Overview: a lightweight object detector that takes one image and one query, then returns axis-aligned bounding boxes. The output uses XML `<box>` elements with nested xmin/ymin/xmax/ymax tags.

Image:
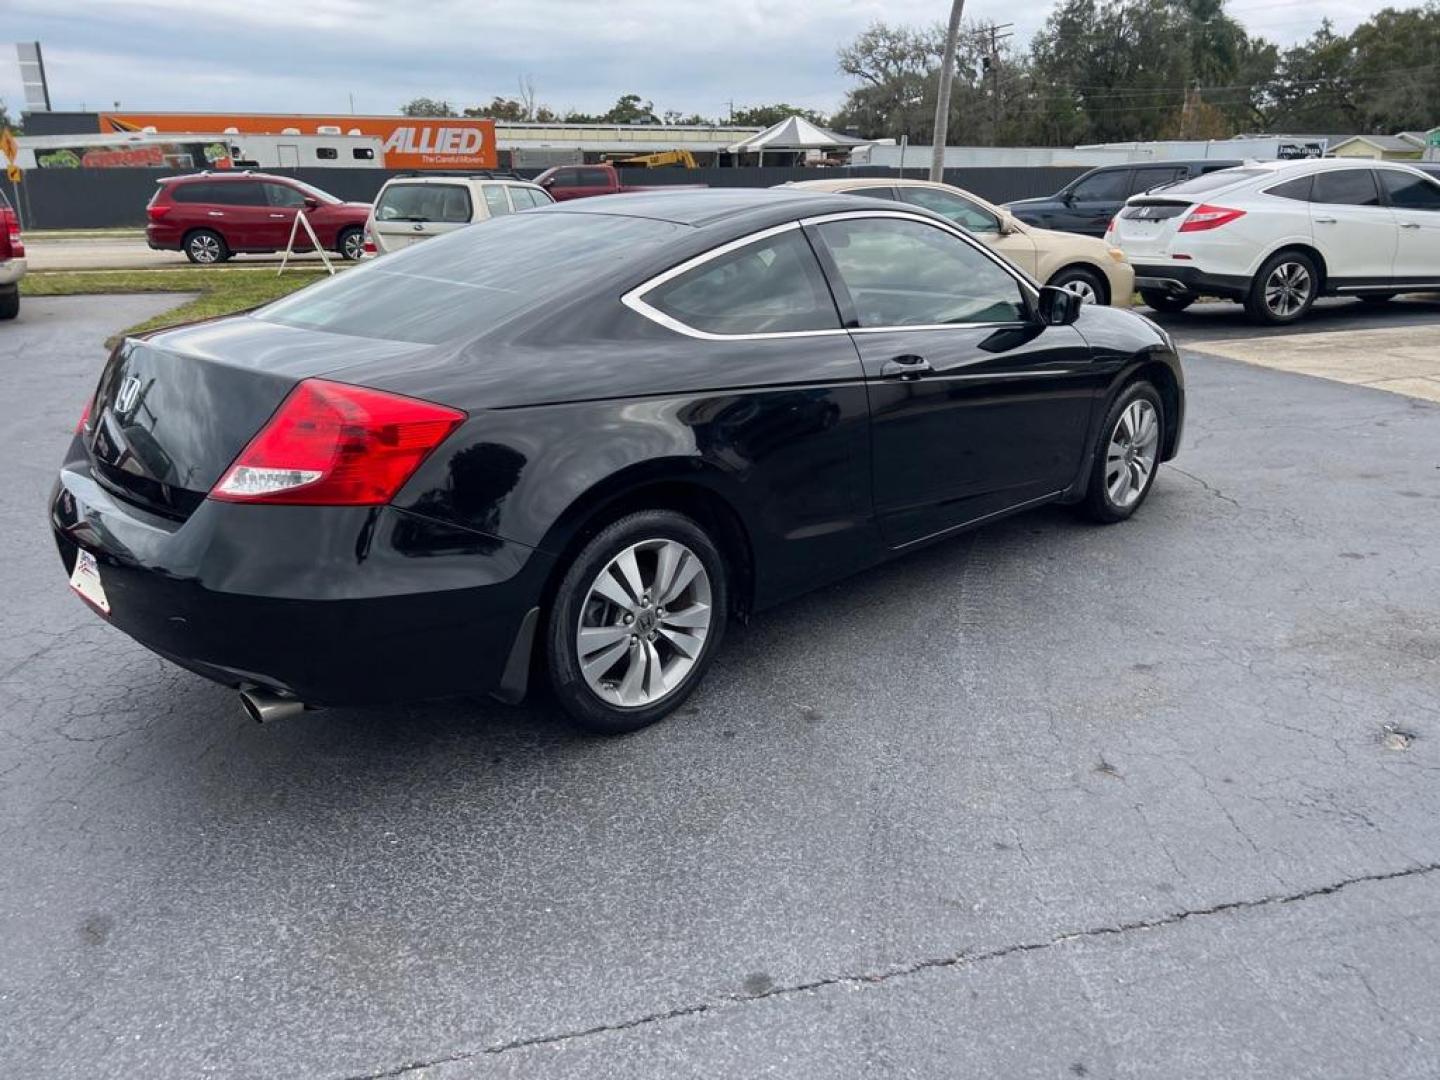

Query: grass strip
<box><xmin>21</xmin><ymin>268</ymin><xmax>330</xmax><ymax>340</ymax></box>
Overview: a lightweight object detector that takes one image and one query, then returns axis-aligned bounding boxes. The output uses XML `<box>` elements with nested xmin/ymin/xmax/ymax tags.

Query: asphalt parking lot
<box><xmin>2</xmin><ymin>295</ymin><xmax>1438</xmax><ymax>1079</ymax></box>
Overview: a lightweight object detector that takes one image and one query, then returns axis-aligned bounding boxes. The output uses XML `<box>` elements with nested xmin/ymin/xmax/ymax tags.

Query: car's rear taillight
<box><xmin>362</xmin><ymin>229</ymin><xmax>376</xmax><ymax>255</ymax></box>
<box><xmin>1178</xmin><ymin>204</ymin><xmax>1245</xmax><ymax>232</ymax></box>
<box><xmin>1104</xmin><ymin>216</ymin><xmax>1116</xmax><ymax>235</ymax></box>
<box><xmin>76</xmin><ymin>397</ymin><xmax>92</xmax><ymax>435</ymax></box>
<box><xmin>0</xmin><ymin>207</ymin><xmax>20</xmax><ymax>257</ymax></box>
<box><xmin>211</xmin><ymin>379</ymin><xmax>464</xmax><ymax>506</ymax></box>
<box><xmin>147</xmin><ymin>203</ymin><xmax>173</xmax><ymax>221</ymax></box>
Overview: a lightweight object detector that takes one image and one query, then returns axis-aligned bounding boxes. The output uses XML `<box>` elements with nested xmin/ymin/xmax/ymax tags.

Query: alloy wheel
<box><xmin>190</xmin><ymin>234</ymin><xmax>221</xmax><ymax>263</ymax></box>
<box><xmin>1104</xmin><ymin>399</ymin><xmax>1160</xmax><ymax>509</ymax></box>
<box><xmin>576</xmin><ymin>538</ymin><xmax>713</xmax><ymax>708</ymax></box>
<box><xmin>1264</xmin><ymin>261</ymin><xmax>1311</xmax><ymax>318</ymax></box>
<box><xmin>343</xmin><ymin>232</ymin><xmax>364</xmax><ymax>260</ymax></box>
<box><xmin>1060</xmin><ymin>278</ymin><xmax>1099</xmax><ymax>304</ymax></box>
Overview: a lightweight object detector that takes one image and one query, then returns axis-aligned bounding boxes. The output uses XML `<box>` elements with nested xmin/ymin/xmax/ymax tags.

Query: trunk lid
<box><xmin>85</xmin><ymin>317</ymin><xmax>430</xmax><ymax>519</ymax></box>
<box><xmin>1111</xmin><ymin>198</ymin><xmax>1198</xmax><ymax>259</ymax></box>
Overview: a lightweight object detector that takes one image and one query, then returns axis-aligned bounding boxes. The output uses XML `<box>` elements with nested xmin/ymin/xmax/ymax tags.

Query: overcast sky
<box><xmin>1</xmin><ymin>0</ymin><xmax>1394</xmax><ymax>123</ymax></box>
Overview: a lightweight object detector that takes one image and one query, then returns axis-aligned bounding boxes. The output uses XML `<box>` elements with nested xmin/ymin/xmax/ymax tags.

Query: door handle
<box><xmin>269</xmin><ymin>213</ymin><xmax>288</xmax><ymax>219</ymax></box>
<box><xmin>1313</xmin><ymin>216</ymin><xmax>1337</xmax><ymax>224</ymax></box>
<box><xmin>880</xmin><ymin>354</ymin><xmax>932</xmax><ymax>380</ymax></box>
<box><xmin>1400</xmin><ymin>222</ymin><xmax>1421</xmax><ymax>229</ymax></box>
<box><xmin>207</xmin><ymin>211</ymin><xmax>224</xmax><ymax>217</ymax></box>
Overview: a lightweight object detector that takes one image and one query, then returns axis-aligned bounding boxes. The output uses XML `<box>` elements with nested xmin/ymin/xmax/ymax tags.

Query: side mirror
<box><xmin>1037</xmin><ymin>285</ymin><xmax>1082</xmax><ymax>326</ymax></box>
<box><xmin>997</xmin><ymin>211</ymin><xmax>1019</xmax><ymax>235</ymax></box>
<box><xmin>1060</xmin><ymin>190</ymin><xmax>1076</xmax><ymax>205</ymax></box>
<box><xmin>303</xmin><ymin>196</ymin><xmax>319</xmax><ymax>210</ymax></box>
<box><xmin>539</xmin><ymin>177</ymin><xmax>554</xmax><ymax>187</ymax></box>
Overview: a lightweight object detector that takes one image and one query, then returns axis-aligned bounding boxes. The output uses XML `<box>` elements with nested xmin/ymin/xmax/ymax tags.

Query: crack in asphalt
<box><xmin>1168</xmin><ymin>466</ymin><xmax>1242</xmax><ymax>508</ymax></box>
<box><xmin>339</xmin><ymin>861</ymin><xmax>1440</xmax><ymax>1079</ymax></box>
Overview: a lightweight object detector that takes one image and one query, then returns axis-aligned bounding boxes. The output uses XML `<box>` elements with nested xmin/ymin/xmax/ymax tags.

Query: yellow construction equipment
<box><xmin>610</xmin><ymin>150</ymin><xmax>700</xmax><ymax>169</ymax></box>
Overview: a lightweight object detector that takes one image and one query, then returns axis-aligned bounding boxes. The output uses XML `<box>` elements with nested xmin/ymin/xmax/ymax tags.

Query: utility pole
<box><xmin>981</xmin><ymin>22</ymin><xmax>1014</xmax><ymax>146</ymax></box>
<box><xmin>930</xmin><ymin>0</ymin><xmax>966</xmax><ymax>181</ymax></box>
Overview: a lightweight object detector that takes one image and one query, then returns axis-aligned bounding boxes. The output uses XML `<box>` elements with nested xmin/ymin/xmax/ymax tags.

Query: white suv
<box><xmin>365</xmin><ymin>173</ymin><xmax>553</xmax><ymax>256</ymax></box>
<box><xmin>1109</xmin><ymin>159</ymin><xmax>1440</xmax><ymax>324</ymax></box>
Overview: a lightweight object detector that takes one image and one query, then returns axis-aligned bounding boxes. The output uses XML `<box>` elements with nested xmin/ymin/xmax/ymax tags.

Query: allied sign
<box><xmin>96</xmin><ymin>112</ymin><xmax>498</xmax><ymax>171</ymax></box>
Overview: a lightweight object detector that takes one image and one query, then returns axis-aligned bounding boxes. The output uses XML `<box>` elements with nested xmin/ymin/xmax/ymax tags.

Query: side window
<box><xmin>839</xmin><ymin>186</ymin><xmax>900</xmax><ymax>201</ymax></box>
<box><xmin>578</xmin><ymin>168</ymin><xmax>609</xmax><ymax>188</ymax></box>
<box><xmin>213</xmin><ymin>182</ymin><xmax>266</xmax><ymax>206</ymax></box>
<box><xmin>551</xmin><ymin>169</ymin><xmax>578</xmax><ymax>187</ymax></box>
<box><xmin>1378</xmin><ymin>170</ymin><xmax>1440</xmax><ymax>211</ymax></box>
<box><xmin>529</xmin><ymin>185</ymin><xmax>555</xmax><ymax>205</ymax></box>
<box><xmin>1266</xmin><ymin>175</ymin><xmax>1314</xmax><ymax>202</ymax></box>
<box><xmin>352</xmin><ymin>147</ymin><xmax>375</xmax><ymax>161</ymax></box>
<box><xmin>171</xmin><ymin>183</ymin><xmax>215</xmax><ymax>203</ymax></box>
<box><xmin>897</xmin><ymin>187</ymin><xmax>1000</xmax><ymax>233</ymax></box>
<box><xmin>263</xmin><ymin>183</ymin><xmax>306</xmax><ymax>208</ymax></box>
<box><xmin>1070</xmin><ymin>169</ymin><xmax>1131</xmax><ymax>202</ymax></box>
<box><xmin>1312</xmin><ymin>169</ymin><xmax>1381</xmax><ymax>206</ymax></box>
<box><xmin>482</xmin><ymin>185</ymin><xmax>512</xmax><ymax>217</ymax></box>
<box><xmin>1130</xmin><ymin>166</ymin><xmax>1186</xmax><ymax>195</ymax></box>
<box><xmin>643</xmin><ymin>228</ymin><xmax>840</xmax><ymax>335</ymax></box>
<box><xmin>812</xmin><ymin>217</ymin><xmax>1027</xmax><ymax>328</ymax></box>
<box><xmin>316</xmin><ymin>147</ymin><xmax>338</xmax><ymax>161</ymax></box>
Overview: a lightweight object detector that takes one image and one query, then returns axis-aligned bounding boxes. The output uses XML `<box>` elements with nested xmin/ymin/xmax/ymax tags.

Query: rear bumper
<box><xmin>0</xmin><ymin>258</ymin><xmax>25</xmax><ymax>286</ymax></box>
<box><xmin>50</xmin><ymin>454</ymin><xmax>554</xmax><ymax>706</ymax></box>
<box><xmin>1133</xmin><ymin>263</ymin><xmax>1250</xmax><ymax>301</ymax></box>
<box><xmin>145</xmin><ymin>223</ymin><xmax>182</xmax><ymax>251</ymax></box>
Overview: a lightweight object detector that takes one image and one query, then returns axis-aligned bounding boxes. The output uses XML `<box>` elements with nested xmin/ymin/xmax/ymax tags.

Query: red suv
<box><xmin>146</xmin><ymin>172</ymin><xmax>372</xmax><ymax>264</ymax></box>
<box><xmin>0</xmin><ymin>187</ymin><xmax>24</xmax><ymax>320</ymax></box>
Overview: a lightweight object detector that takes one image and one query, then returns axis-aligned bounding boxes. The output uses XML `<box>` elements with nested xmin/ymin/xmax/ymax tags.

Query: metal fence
<box><xmin>5</xmin><ymin>165</ymin><xmax>1090</xmax><ymax>230</ymax></box>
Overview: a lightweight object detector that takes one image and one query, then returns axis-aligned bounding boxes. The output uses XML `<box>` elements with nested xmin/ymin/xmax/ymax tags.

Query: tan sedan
<box><xmin>785</xmin><ymin>177</ymin><xmax>1134</xmax><ymax>307</ymax></box>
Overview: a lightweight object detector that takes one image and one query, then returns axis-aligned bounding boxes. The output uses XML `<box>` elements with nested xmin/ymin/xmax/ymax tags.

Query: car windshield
<box><xmin>1154</xmin><ymin>168</ymin><xmax>1267</xmax><ymax>197</ymax></box>
<box><xmin>257</xmin><ymin>211</ymin><xmax>685</xmax><ymax>344</ymax></box>
<box><xmin>283</xmin><ymin>178</ymin><xmax>340</xmax><ymax>204</ymax></box>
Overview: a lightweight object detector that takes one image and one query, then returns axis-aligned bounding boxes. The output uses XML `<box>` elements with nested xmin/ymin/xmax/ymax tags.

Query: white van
<box><xmin>364</xmin><ymin>173</ymin><xmax>554</xmax><ymax>255</ymax></box>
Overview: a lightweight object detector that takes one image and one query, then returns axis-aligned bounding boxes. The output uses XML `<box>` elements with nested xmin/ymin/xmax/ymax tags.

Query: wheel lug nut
<box><xmin>630</xmin><ymin>635</ymin><xmax>638</xmax><ymax>645</ymax></box>
<box><xmin>623</xmin><ymin>614</ymin><xmax>633</xmax><ymax>625</ymax></box>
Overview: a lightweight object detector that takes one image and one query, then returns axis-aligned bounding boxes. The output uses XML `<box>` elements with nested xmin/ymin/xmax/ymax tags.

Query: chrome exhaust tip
<box><xmin>239</xmin><ymin>687</ymin><xmax>308</xmax><ymax>725</ymax></box>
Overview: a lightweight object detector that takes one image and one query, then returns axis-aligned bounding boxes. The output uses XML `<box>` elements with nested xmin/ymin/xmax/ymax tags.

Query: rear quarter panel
<box><xmin>390</xmin><ymin>310</ymin><xmax>881</xmax><ymax>609</ymax></box>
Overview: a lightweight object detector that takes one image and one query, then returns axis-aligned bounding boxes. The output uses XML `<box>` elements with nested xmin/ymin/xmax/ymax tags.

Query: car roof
<box><xmin>380</xmin><ymin>175</ymin><xmax>542</xmax><ymax>187</ymax></box>
<box><xmin>547</xmin><ymin>187</ymin><xmax>866</xmax><ymax>228</ymax></box>
<box><xmin>160</xmin><ymin>171</ymin><xmax>289</xmax><ymax>184</ymax></box>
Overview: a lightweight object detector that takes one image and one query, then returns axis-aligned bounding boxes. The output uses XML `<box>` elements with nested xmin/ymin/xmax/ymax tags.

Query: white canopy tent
<box><xmin>725</xmin><ymin>116</ymin><xmax>869</xmax><ymax>164</ymax></box>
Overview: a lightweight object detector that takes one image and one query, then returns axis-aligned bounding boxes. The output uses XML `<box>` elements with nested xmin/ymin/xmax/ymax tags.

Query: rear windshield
<box><xmin>376</xmin><ymin>182</ymin><xmax>471</xmax><ymax>223</ymax></box>
<box><xmin>1155</xmin><ymin>168</ymin><xmax>1267</xmax><ymax>196</ymax></box>
<box><xmin>257</xmin><ymin>211</ymin><xmax>686</xmax><ymax>344</ymax></box>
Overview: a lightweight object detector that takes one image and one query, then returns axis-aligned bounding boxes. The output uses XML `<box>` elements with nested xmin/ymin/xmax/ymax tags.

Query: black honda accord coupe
<box><xmin>52</xmin><ymin>188</ymin><xmax>1183</xmax><ymax>733</ymax></box>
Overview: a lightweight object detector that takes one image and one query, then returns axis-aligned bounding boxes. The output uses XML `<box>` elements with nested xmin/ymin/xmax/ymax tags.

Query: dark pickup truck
<box><xmin>1005</xmin><ymin>159</ymin><xmax>1244</xmax><ymax>237</ymax></box>
<box><xmin>533</xmin><ymin>163</ymin><xmax>706</xmax><ymax>201</ymax></box>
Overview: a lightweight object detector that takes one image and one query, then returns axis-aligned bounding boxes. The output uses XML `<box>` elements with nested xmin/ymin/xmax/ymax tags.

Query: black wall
<box><xmin>6</xmin><ymin>165</ymin><xmax>1090</xmax><ymax>230</ymax></box>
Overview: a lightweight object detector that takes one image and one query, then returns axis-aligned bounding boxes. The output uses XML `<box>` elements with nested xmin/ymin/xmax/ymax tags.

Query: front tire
<box><xmin>1081</xmin><ymin>381</ymin><xmax>1164</xmax><ymax>524</ymax></box>
<box><xmin>1140</xmin><ymin>289</ymin><xmax>1195</xmax><ymax>314</ymax></box>
<box><xmin>1049</xmin><ymin>266</ymin><xmax>1108</xmax><ymax>306</ymax></box>
<box><xmin>546</xmin><ymin>510</ymin><xmax>728</xmax><ymax>734</ymax></box>
<box><xmin>338</xmin><ymin>227</ymin><xmax>365</xmax><ymax>262</ymax></box>
<box><xmin>183</xmin><ymin>229</ymin><xmax>228</xmax><ymax>265</ymax></box>
<box><xmin>1244</xmin><ymin>251</ymin><xmax>1317</xmax><ymax>325</ymax></box>
<box><xmin>0</xmin><ymin>285</ymin><xmax>18</xmax><ymax>321</ymax></box>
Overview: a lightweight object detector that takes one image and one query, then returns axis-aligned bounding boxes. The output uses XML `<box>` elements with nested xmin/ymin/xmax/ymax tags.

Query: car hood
<box><xmin>1003</xmin><ymin>196</ymin><xmax>1055</xmax><ymax>210</ymax></box>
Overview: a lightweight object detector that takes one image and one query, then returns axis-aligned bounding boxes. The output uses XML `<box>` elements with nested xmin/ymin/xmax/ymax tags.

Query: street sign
<box><xmin>0</xmin><ymin>127</ymin><xmax>18</xmax><ymax>166</ymax></box>
<box><xmin>5</xmin><ymin>165</ymin><xmax>20</xmax><ymax>184</ymax></box>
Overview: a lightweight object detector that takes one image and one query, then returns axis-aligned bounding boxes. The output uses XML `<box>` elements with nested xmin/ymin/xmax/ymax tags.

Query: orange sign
<box><xmin>96</xmin><ymin>112</ymin><xmax>498</xmax><ymax>170</ymax></box>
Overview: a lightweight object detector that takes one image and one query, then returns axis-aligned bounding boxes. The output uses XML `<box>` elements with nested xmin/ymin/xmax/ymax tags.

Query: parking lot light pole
<box><xmin>930</xmin><ymin>0</ymin><xmax>966</xmax><ymax>181</ymax></box>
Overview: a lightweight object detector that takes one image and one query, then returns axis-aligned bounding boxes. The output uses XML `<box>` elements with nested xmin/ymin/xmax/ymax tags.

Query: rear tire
<box><xmin>183</xmin><ymin>229</ymin><xmax>228</xmax><ymax>265</ymax></box>
<box><xmin>337</xmin><ymin>227</ymin><xmax>365</xmax><ymax>262</ymax></box>
<box><xmin>1049</xmin><ymin>266</ymin><xmax>1108</xmax><ymax>306</ymax></box>
<box><xmin>1080</xmin><ymin>380</ymin><xmax>1164</xmax><ymax>524</ymax></box>
<box><xmin>0</xmin><ymin>285</ymin><xmax>18</xmax><ymax>321</ymax></box>
<box><xmin>546</xmin><ymin>510</ymin><xmax>728</xmax><ymax>735</ymax></box>
<box><xmin>1140</xmin><ymin>289</ymin><xmax>1195</xmax><ymax>313</ymax></box>
<box><xmin>1244</xmin><ymin>250</ymin><xmax>1318</xmax><ymax>326</ymax></box>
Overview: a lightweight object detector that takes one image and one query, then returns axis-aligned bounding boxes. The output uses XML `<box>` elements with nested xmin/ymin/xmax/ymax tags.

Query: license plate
<box><xmin>69</xmin><ymin>548</ymin><xmax>111</xmax><ymax>614</ymax></box>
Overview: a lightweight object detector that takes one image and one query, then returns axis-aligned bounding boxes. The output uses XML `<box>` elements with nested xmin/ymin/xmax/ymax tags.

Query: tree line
<box><xmin>394</xmin><ymin>0</ymin><xmax>1438</xmax><ymax>146</ymax></box>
